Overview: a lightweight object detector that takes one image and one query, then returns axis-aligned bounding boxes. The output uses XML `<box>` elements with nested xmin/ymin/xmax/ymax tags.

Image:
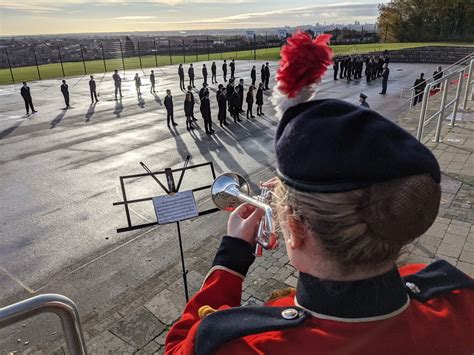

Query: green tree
<box><xmin>377</xmin><ymin>0</ymin><xmax>474</xmax><ymax>42</ymax></box>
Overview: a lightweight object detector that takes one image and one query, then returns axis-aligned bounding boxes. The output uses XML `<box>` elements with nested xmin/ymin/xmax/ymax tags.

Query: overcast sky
<box><xmin>0</xmin><ymin>0</ymin><xmax>387</xmax><ymax>36</ymax></box>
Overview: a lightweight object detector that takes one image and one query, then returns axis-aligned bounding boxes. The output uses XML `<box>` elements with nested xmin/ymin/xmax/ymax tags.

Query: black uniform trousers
<box><xmin>381</xmin><ymin>79</ymin><xmax>388</xmax><ymax>94</ymax></box>
<box><xmin>90</xmin><ymin>89</ymin><xmax>98</xmax><ymax>102</ymax></box>
<box><xmin>166</xmin><ymin>109</ymin><xmax>175</xmax><ymax>125</ymax></box>
<box><xmin>23</xmin><ymin>97</ymin><xmax>35</xmax><ymax>113</ymax></box>
<box><xmin>63</xmin><ymin>93</ymin><xmax>70</xmax><ymax>107</ymax></box>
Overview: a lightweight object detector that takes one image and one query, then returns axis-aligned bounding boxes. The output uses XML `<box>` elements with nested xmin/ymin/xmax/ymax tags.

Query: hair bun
<box><xmin>360</xmin><ymin>174</ymin><xmax>441</xmax><ymax>244</ymax></box>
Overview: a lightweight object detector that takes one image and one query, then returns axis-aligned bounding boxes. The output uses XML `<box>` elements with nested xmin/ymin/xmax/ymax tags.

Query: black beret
<box><xmin>275</xmin><ymin>99</ymin><xmax>440</xmax><ymax>193</ymax></box>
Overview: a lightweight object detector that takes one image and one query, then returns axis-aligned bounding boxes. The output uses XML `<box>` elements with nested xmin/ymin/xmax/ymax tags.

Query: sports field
<box><xmin>1</xmin><ymin>42</ymin><xmax>472</xmax><ymax>85</ymax></box>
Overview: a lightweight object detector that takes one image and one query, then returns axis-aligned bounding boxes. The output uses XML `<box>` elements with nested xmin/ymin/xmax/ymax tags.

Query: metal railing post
<box><xmin>33</xmin><ymin>46</ymin><xmax>41</xmax><ymax>80</ymax></box>
<box><xmin>154</xmin><ymin>38</ymin><xmax>158</xmax><ymax>67</ymax></box>
<box><xmin>101</xmin><ymin>42</ymin><xmax>107</xmax><ymax>72</ymax></box>
<box><xmin>462</xmin><ymin>59</ymin><xmax>473</xmax><ymax>110</ymax></box>
<box><xmin>434</xmin><ymin>81</ymin><xmax>450</xmax><ymax>142</ymax></box>
<box><xmin>194</xmin><ymin>39</ymin><xmax>198</xmax><ymax>62</ymax></box>
<box><xmin>0</xmin><ymin>294</ymin><xmax>87</xmax><ymax>355</ymax></box>
<box><xmin>253</xmin><ymin>33</ymin><xmax>257</xmax><ymax>61</ymax></box>
<box><xmin>58</xmin><ymin>45</ymin><xmax>65</xmax><ymax>77</ymax></box>
<box><xmin>450</xmin><ymin>70</ymin><xmax>464</xmax><ymax>126</ymax></box>
<box><xmin>119</xmin><ymin>40</ymin><xmax>126</xmax><ymax>75</ymax></box>
<box><xmin>137</xmin><ymin>40</ymin><xmax>143</xmax><ymax>69</ymax></box>
<box><xmin>5</xmin><ymin>49</ymin><xmax>14</xmax><ymax>83</ymax></box>
<box><xmin>409</xmin><ymin>88</ymin><xmax>414</xmax><ymax>108</ymax></box>
<box><xmin>80</xmin><ymin>44</ymin><xmax>87</xmax><ymax>75</ymax></box>
<box><xmin>168</xmin><ymin>40</ymin><xmax>172</xmax><ymax>65</ymax></box>
<box><xmin>235</xmin><ymin>35</ymin><xmax>238</xmax><ymax>58</ymax></box>
<box><xmin>416</xmin><ymin>83</ymin><xmax>432</xmax><ymax>141</ymax></box>
<box><xmin>182</xmin><ymin>39</ymin><xmax>186</xmax><ymax>63</ymax></box>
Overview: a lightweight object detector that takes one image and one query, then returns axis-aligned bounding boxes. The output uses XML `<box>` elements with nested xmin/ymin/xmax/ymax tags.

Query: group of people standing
<box><xmin>165</xmin><ymin>61</ymin><xmax>269</xmax><ymax>134</ymax></box>
<box><xmin>19</xmin><ymin>60</ymin><xmax>270</xmax><ymax>130</ymax></box>
<box><xmin>412</xmin><ymin>66</ymin><xmax>444</xmax><ymax>106</ymax></box>
<box><xmin>333</xmin><ymin>53</ymin><xmax>391</xmax><ymax>94</ymax></box>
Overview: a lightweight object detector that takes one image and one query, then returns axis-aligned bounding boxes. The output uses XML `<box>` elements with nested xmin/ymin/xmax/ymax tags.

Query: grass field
<box><xmin>1</xmin><ymin>42</ymin><xmax>473</xmax><ymax>85</ymax></box>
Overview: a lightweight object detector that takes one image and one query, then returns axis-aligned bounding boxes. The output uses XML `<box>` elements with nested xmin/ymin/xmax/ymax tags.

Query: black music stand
<box><xmin>113</xmin><ymin>156</ymin><xmax>218</xmax><ymax>301</ymax></box>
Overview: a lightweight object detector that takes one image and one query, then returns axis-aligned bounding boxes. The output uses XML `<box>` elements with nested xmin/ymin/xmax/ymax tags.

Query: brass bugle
<box><xmin>211</xmin><ymin>172</ymin><xmax>278</xmax><ymax>256</ymax></box>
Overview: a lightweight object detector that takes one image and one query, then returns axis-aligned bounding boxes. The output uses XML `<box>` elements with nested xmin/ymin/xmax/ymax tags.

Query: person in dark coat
<box><xmin>256</xmin><ymin>82</ymin><xmax>264</xmax><ymax>116</ymax></box>
<box><xmin>231</xmin><ymin>86</ymin><xmax>241</xmax><ymax>123</ymax></box>
<box><xmin>264</xmin><ymin>63</ymin><xmax>270</xmax><ymax>90</ymax></box>
<box><xmin>199</xmin><ymin>83</ymin><xmax>208</xmax><ymax>100</ymax></box>
<box><xmin>150</xmin><ymin>70</ymin><xmax>156</xmax><ymax>94</ymax></box>
<box><xmin>260</xmin><ymin>64</ymin><xmax>266</xmax><ymax>88</ymax></box>
<box><xmin>202</xmin><ymin>64</ymin><xmax>208</xmax><ymax>86</ymax></box>
<box><xmin>216</xmin><ymin>84</ymin><xmax>224</xmax><ymax>101</ymax></box>
<box><xmin>356</xmin><ymin>57</ymin><xmax>363</xmax><ymax>79</ymax></box>
<box><xmin>218</xmin><ymin>87</ymin><xmax>228</xmax><ymax>127</ymax></box>
<box><xmin>371</xmin><ymin>57</ymin><xmax>377</xmax><ymax>81</ymax></box>
<box><xmin>222</xmin><ymin>60</ymin><xmax>228</xmax><ymax>82</ymax></box>
<box><xmin>226</xmin><ymin>79</ymin><xmax>235</xmax><ymax>111</ymax></box>
<box><xmin>178</xmin><ymin>64</ymin><xmax>185</xmax><ymax>90</ymax></box>
<box><xmin>433</xmin><ymin>66</ymin><xmax>443</xmax><ymax>89</ymax></box>
<box><xmin>246</xmin><ymin>85</ymin><xmax>255</xmax><ymax>119</ymax></box>
<box><xmin>184</xmin><ymin>93</ymin><xmax>195</xmax><ymax>130</ymax></box>
<box><xmin>380</xmin><ymin>63</ymin><xmax>390</xmax><ymax>95</ymax></box>
<box><xmin>200</xmin><ymin>91</ymin><xmax>214</xmax><ymax>134</ymax></box>
<box><xmin>359</xmin><ymin>93</ymin><xmax>370</xmax><ymax>108</ymax></box>
<box><xmin>333</xmin><ymin>59</ymin><xmax>339</xmax><ymax>80</ymax></box>
<box><xmin>230</xmin><ymin>59</ymin><xmax>235</xmax><ymax>79</ymax></box>
<box><xmin>340</xmin><ymin>58</ymin><xmax>345</xmax><ymax>79</ymax></box>
<box><xmin>365</xmin><ymin>58</ymin><xmax>371</xmax><ymax>83</ymax></box>
<box><xmin>346</xmin><ymin>57</ymin><xmax>352</xmax><ymax>82</ymax></box>
<box><xmin>413</xmin><ymin>73</ymin><xmax>427</xmax><ymax>106</ymax></box>
<box><xmin>188</xmin><ymin>64</ymin><xmax>195</xmax><ymax>88</ymax></box>
<box><xmin>237</xmin><ymin>79</ymin><xmax>244</xmax><ymax>113</ymax></box>
<box><xmin>343</xmin><ymin>57</ymin><xmax>348</xmax><ymax>77</ymax></box>
<box><xmin>211</xmin><ymin>62</ymin><xmax>217</xmax><ymax>84</ymax></box>
<box><xmin>20</xmin><ymin>82</ymin><xmax>36</xmax><ymax>114</ymax></box>
<box><xmin>186</xmin><ymin>85</ymin><xmax>197</xmax><ymax>120</ymax></box>
<box><xmin>164</xmin><ymin>89</ymin><xmax>177</xmax><ymax>127</ymax></box>
<box><xmin>112</xmin><ymin>70</ymin><xmax>122</xmax><ymax>99</ymax></box>
<box><xmin>251</xmin><ymin>65</ymin><xmax>257</xmax><ymax>86</ymax></box>
<box><xmin>377</xmin><ymin>57</ymin><xmax>384</xmax><ymax>78</ymax></box>
<box><xmin>61</xmin><ymin>80</ymin><xmax>70</xmax><ymax>108</ymax></box>
<box><xmin>89</xmin><ymin>75</ymin><xmax>98</xmax><ymax>103</ymax></box>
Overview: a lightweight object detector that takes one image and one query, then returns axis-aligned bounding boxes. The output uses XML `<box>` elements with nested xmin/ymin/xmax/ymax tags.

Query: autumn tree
<box><xmin>377</xmin><ymin>0</ymin><xmax>474</xmax><ymax>42</ymax></box>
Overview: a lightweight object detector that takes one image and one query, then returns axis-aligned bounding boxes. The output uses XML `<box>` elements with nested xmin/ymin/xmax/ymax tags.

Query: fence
<box><xmin>415</xmin><ymin>58</ymin><xmax>474</xmax><ymax>143</ymax></box>
<box><xmin>0</xmin><ymin>34</ymin><xmax>284</xmax><ymax>84</ymax></box>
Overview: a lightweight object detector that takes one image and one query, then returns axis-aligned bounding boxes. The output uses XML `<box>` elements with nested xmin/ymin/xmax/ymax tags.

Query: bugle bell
<box><xmin>211</xmin><ymin>172</ymin><xmax>278</xmax><ymax>256</ymax></box>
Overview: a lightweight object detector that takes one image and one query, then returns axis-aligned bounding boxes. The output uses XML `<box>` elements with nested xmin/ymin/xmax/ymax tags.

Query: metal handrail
<box><xmin>401</xmin><ymin>52</ymin><xmax>474</xmax><ymax>103</ymax></box>
<box><xmin>416</xmin><ymin>58</ymin><xmax>474</xmax><ymax>143</ymax></box>
<box><xmin>0</xmin><ymin>294</ymin><xmax>87</xmax><ymax>355</ymax></box>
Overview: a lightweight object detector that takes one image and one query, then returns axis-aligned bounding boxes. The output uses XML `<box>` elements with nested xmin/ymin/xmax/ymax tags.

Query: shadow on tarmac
<box><xmin>85</xmin><ymin>102</ymin><xmax>97</xmax><ymax>122</ymax></box>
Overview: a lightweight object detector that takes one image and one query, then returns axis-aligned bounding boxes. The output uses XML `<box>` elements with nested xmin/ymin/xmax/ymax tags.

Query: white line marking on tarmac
<box><xmin>0</xmin><ymin>265</ymin><xmax>35</xmax><ymax>294</ymax></box>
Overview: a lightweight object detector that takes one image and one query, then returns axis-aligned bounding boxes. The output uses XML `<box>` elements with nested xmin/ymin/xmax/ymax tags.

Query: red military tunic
<box><xmin>166</xmin><ymin>237</ymin><xmax>474</xmax><ymax>355</ymax></box>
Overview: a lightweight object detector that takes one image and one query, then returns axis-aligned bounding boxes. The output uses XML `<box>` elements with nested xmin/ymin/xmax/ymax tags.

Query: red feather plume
<box><xmin>276</xmin><ymin>32</ymin><xmax>333</xmax><ymax>98</ymax></box>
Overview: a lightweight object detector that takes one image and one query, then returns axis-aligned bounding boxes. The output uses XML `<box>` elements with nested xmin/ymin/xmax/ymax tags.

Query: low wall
<box><xmin>376</xmin><ymin>46</ymin><xmax>473</xmax><ymax>64</ymax></box>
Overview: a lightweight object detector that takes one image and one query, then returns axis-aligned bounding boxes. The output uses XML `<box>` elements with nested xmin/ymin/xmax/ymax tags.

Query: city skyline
<box><xmin>0</xmin><ymin>0</ymin><xmax>387</xmax><ymax>36</ymax></box>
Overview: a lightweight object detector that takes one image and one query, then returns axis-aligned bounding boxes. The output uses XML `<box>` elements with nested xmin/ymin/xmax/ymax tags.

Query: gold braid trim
<box><xmin>267</xmin><ymin>287</ymin><xmax>296</xmax><ymax>301</ymax></box>
<box><xmin>198</xmin><ymin>305</ymin><xmax>217</xmax><ymax>319</ymax></box>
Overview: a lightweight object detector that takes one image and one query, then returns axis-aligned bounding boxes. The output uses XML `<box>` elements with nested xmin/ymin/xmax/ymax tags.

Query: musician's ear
<box><xmin>286</xmin><ymin>206</ymin><xmax>307</xmax><ymax>249</ymax></box>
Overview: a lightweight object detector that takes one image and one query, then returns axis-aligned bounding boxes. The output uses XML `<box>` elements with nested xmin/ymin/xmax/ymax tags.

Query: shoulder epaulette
<box><xmin>195</xmin><ymin>306</ymin><xmax>309</xmax><ymax>355</ymax></box>
<box><xmin>402</xmin><ymin>259</ymin><xmax>474</xmax><ymax>302</ymax></box>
